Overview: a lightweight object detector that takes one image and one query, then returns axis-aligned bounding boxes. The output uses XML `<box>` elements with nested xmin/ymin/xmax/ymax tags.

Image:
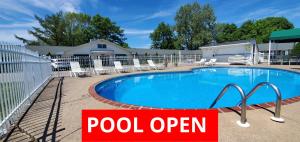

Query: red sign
<box><xmin>82</xmin><ymin>110</ymin><xmax>218</xmax><ymax>142</ymax></box>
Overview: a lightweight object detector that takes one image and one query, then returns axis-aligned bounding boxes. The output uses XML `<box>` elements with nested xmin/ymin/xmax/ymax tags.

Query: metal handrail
<box><xmin>209</xmin><ymin>83</ymin><xmax>248</xmax><ymax>125</ymax></box>
<box><xmin>245</xmin><ymin>82</ymin><xmax>284</xmax><ymax>121</ymax></box>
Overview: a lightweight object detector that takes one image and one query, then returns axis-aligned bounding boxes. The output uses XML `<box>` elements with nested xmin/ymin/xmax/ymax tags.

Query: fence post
<box><xmin>0</xmin><ymin>43</ymin><xmax>52</xmax><ymax>134</ymax></box>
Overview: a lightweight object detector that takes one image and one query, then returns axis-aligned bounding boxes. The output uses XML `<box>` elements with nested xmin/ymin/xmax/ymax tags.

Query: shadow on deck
<box><xmin>4</xmin><ymin>77</ymin><xmax>65</xmax><ymax>142</ymax></box>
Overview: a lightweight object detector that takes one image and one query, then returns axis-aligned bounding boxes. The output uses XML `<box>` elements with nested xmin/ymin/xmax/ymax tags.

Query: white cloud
<box><xmin>0</xmin><ymin>21</ymin><xmax>39</xmax><ymax>28</ymax></box>
<box><xmin>273</xmin><ymin>7</ymin><xmax>300</xmax><ymax>19</ymax></box>
<box><xmin>0</xmin><ymin>0</ymin><xmax>35</xmax><ymax>17</ymax></box>
<box><xmin>124</xmin><ymin>28</ymin><xmax>153</xmax><ymax>36</ymax></box>
<box><xmin>22</xmin><ymin>0</ymin><xmax>81</xmax><ymax>13</ymax></box>
<box><xmin>236</xmin><ymin>6</ymin><xmax>300</xmax><ymax>24</ymax></box>
<box><xmin>0</xmin><ymin>29</ymin><xmax>35</xmax><ymax>44</ymax></box>
<box><xmin>0</xmin><ymin>15</ymin><xmax>13</xmax><ymax>21</ymax></box>
<box><xmin>0</xmin><ymin>0</ymin><xmax>80</xmax><ymax>43</ymax></box>
<box><xmin>132</xmin><ymin>8</ymin><xmax>176</xmax><ymax>22</ymax></box>
<box><xmin>0</xmin><ymin>0</ymin><xmax>81</xmax><ymax>20</ymax></box>
<box><xmin>143</xmin><ymin>10</ymin><xmax>173</xmax><ymax>20</ymax></box>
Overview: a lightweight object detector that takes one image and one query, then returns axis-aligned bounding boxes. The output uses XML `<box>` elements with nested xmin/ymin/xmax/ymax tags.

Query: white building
<box><xmin>199</xmin><ymin>40</ymin><xmax>259</xmax><ymax>64</ymax></box>
<box><xmin>27</xmin><ymin>39</ymin><xmax>202</xmax><ymax>58</ymax></box>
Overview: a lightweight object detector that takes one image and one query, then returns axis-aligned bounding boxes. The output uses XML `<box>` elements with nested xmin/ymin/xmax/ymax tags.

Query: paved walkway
<box><xmin>4</xmin><ymin>65</ymin><xmax>300</xmax><ymax>142</ymax></box>
<box><xmin>4</xmin><ymin>78</ymin><xmax>65</xmax><ymax>142</ymax></box>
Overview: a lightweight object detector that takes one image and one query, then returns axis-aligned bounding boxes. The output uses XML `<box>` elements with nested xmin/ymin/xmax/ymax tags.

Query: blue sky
<box><xmin>0</xmin><ymin>0</ymin><xmax>299</xmax><ymax>48</ymax></box>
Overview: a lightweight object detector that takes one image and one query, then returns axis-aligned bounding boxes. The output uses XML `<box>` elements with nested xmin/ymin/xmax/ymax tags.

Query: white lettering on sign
<box><xmin>88</xmin><ymin>117</ymin><xmax>206</xmax><ymax>133</ymax></box>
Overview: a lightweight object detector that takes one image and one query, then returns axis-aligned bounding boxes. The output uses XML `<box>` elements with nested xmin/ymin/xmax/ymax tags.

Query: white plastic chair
<box><xmin>93</xmin><ymin>59</ymin><xmax>110</xmax><ymax>75</ymax></box>
<box><xmin>70</xmin><ymin>61</ymin><xmax>88</xmax><ymax>77</ymax></box>
<box><xmin>147</xmin><ymin>60</ymin><xmax>164</xmax><ymax>70</ymax></box>
<box><xmin>114</xmin><ymin>61</ymin><xmax>130</xmax><ymax>73</ymax></box>
<box><xmin>205</xmin><ymin>59</ymin><xmax>217</xmax><ymax>66</ymax></box>
<box><xmin>195</xmin><ymin>58</ymin><xmax>206</xmax><ymax>66</ymax></box>
<box><xmin>133</xmin><ymin>59</ymin><xmax>149</xmax><ymax>71</ymax></box>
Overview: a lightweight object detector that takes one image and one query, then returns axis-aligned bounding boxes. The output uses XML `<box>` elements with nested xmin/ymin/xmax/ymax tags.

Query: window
<box><xmin>97</xmin><ymin>44</ymin><xmax>107</xmax><ymax>48</ymax></box>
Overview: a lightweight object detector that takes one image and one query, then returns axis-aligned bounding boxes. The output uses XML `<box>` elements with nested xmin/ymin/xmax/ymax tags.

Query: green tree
<box><xmin>150</xmin><ymin>22</ymin><xmax>176</xmax><ymax>49</ymax></box>
<box><xmin>253</xmin><ymin>17</ymin><xmax>294</xmax><ymax>43</ymax></box>
<box><xmin>175</xmin><ymin>2</ymin><xmax>216</xmax><ymax>50</ymax></box>
<box><xmin>216</xmin><ymin>23</ymin><xmax>239</xmax><ymax>43</ymax></box>
<box><xmin>16</xmin><ymin>12</ymin><xmax>66</xmax><ymax>46</ymax></box>
<box><xmin>239</xmin><ymin>20</ymin><xmax>256</xmax><ymax>40</ymax></box>
<box><xmin>15</xmin><ymin>12</ymin><xmax>129</xmax><ymax>48</ymax></box>
<box><xmin>237</xmin><ymin>17</ymin><xmax>294</xmax><ymax>43</ymax></box>
<box><xmin>88</xmin><ymin>14</ymin><xmax>127</xmax><ymax>47</ymax></box>
<box><xmin>291</xmin><ymin>43</ymin><xmax>300</xmax><ymax>56</ymax></box>
<box><xmin>64</xmin><ymin>12</ymin><xmax>91</xmax><ymax>46</ymax></box>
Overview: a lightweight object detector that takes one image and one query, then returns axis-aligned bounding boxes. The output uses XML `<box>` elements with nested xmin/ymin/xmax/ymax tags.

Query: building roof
<box><xmin>257</xmin><ymin>43</ymin><xmax>294</xmax><ymax>51</ymax></box>
<box><xmin>27</xmin><ymin>39</ymin><xmax>201</xmax><ymax>56</ymax></box>
<box><xmin>27</xmin><ymin>39</ymin><xmax>132</xmax><ymax>56</ymax></box>
<box><xmin>270</xmin><ymin>28</ymin><xmax>300</xmax><ymax>42</ymax></box>
<box><xmin>200</xmin><ymin>40</ymin><xmax>256</xmax><ymax>49</ymax></box>
<box><xmin>27</xmin><ymin>46</ymin><xmax>75</xmax><ymax>55</ymax></box>
<box><xmin>216</xmin><ymin>39</ymin><xmax>256</xmax><ymax>46</ymax></box>
<box><xmin>63</xmin><ymin>39</ymin><xmax>131</xmax><ymax>55</ymax></box>
<box><xmin>127</xmin><ymin>48</ymin><xmax>202</xmax><ymax>55</ymax></box>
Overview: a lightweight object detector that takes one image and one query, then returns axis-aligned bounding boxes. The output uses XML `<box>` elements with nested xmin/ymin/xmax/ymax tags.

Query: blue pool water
<box><xmin>95</xmin><ymin>67</ymin><xmax>300</xmax><ymax>109</ymax></box>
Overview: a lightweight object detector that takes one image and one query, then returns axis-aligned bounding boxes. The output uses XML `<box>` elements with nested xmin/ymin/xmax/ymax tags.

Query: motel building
<box><xmin>27</xmin><ymin>39</ymin><xmax>202</xmax><ymax>59</ymax></box>
<box><xmin>27</xmin><ymin>39</ymin><xmax>297</xmax><ymax>66</ymax></box>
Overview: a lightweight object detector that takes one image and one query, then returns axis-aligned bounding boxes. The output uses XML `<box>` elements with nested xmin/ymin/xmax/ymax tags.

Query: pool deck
<box><xmin>4</xmin><ymin>64</ymin><xmax>300</xmax><ymax>142</ymax></box>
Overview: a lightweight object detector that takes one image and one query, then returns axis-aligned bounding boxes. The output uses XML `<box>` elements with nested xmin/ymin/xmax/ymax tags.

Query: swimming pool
<box><xmin>94</xmin><ymin>67</ymin><xmax>300</xmax><ymax>109</ymax></box>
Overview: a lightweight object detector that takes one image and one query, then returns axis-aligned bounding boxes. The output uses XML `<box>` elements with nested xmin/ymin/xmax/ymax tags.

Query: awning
<box><xmin>268</xmin><ymin>28</ymin><xmax>300</xmax><ymax>65</ymax></box>
<box><xmin>270</xmin><ymin>28</ymin><xmax>300</xmax><ymax>42</ymax></box>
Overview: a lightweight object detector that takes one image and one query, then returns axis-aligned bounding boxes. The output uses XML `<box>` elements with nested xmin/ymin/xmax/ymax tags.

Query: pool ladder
<box><xmin>209</xmin><ymin>82</ymin><xmax>284</xmax><ymax>128</ymax></box>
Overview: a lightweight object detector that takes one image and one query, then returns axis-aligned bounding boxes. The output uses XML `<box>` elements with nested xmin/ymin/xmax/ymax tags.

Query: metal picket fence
<box><xmin>0</xmin><ymin>42</ymin><xmax>52</xmax><ymax>135</ymax></box>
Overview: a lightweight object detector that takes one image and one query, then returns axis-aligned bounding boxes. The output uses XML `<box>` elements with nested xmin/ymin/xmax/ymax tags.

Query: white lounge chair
<box><xmin>195</xmin><ymin>58</ymin><xmax>206</xmax><ymax>66</ymax></box>
<box><xmin>70</xmin><ymin>61</ymin><xmax>88</xmax><ymax>77</ymax></box>
<box><xmin>93</xmin><ymin>59</ymin><xmax>110</xmax><ymax>75</ymax></box>
<box><xmin>205</xmin><ymin>59</ymin><xmax>217</xmax><ymax>66</ymax></box>
<box><xmin>114</xmin><ymin>61</ymin><xmax>131</xmax><ymax>73</ymax></box>
<box><xmin>147</xmin><ymin>60</ymin><xmax>164</xmax><ymax>70</ymax></box>
<box><xmin>133</xmin><ymin>59</ymin><xmax>149</xmax><ymax>71</ymax></box>
<box><xmin>228</xmin><ymin>55</ymin><xmax>252</xmax><ymax>65</ymax></box>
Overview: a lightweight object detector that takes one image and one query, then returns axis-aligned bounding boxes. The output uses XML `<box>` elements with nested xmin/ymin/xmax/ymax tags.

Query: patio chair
<box><xmin>228</xmin><ymin>55</ymin><xmax>252</xmax><ymax>65</ymax></box>
<box><xmin>93</xmin><ymin>59</ymin><xmax>110</xmax><ymax>75</ymax></box>
<box><xmin>205</xmin><ymin>58</ymin><xmax>217</xmax><ymax>66</ymax></box>
<box><xmin>70</xmin><ymin>61</ymin><xmax>88</xmax><ymax>77</ymax></box>
<box><xmin>133</xmin><ymin>59</ymin><xmax>149</xmax><ymax>71</ymax></box>
<box><xmin>147</xmin><ymin>60</ymin><xmax>164</xmax><ymax>70</ymax></box>
<box><xmin>195</xmin><ymin>58</ymin><xmax>206</xmax><ymax>66</ymax></box>
<box><xmin>114</xmin><ymin>61</ymin><xmax>131</xmax><ymax>73</ymax></box>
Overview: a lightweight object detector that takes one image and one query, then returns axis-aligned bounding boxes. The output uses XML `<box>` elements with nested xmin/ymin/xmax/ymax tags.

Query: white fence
<box><xmin>51</xmin><ymin>54</ymin><xmax>202</xmax><ymax>77</ymax></box>
<box><xmin>0</xmin><ymin>43</ymin><xmax>52</xmax><ymax>135</ymax></box>
<box><xmin>259</xmin><ymin>52</ymin><xmax>300</xmax><ymax>65</ymax></box>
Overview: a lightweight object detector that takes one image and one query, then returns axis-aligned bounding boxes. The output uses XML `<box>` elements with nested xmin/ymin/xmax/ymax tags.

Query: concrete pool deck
<box><xmin>4</xmin><ymin>64</ymin><xmax>300</xmax><ymax>142</ymax></box>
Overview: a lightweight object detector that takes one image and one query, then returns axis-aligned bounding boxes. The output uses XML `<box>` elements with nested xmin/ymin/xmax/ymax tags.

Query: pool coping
<box><xmin>88</xmin><ymin>66</ymin><xmax>300</xmax><ymax>113</ymax></box>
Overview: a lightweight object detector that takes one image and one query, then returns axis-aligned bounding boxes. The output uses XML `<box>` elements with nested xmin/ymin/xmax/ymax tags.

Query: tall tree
<box><xmin>239</xmin><ymin>20</ymin><xmax>256</xmax><ymax>40</ymax></box>
<box><xmin>238</xmin><ymin>17</ymin><xmax>294</xmax><ymax>43</ymax></box>
<box><xmin>175</xmin><ymin>2</ymin><xmax>216</xmax><ymax>50</ymax></box>
<box><xmin>88</xmin><ymin>14</ymin><xmax>127</xmax><ymax>47</ymax></box>
<box><xmin>216</xmin><ymin>23</ymin><xmax>239</xmax><ymax>43</ymax></box>
<box><xmin>16</xmin><ymin>12</ymin><xmax>66</xmax><ymax>46</ymax></box>
<box><xmin>64</xmin><ymin>12</ymin><xmax>91</xmax><ymax>46</ymax></box>
<box><xmin>15</xmin><ymin>12</ymin><xmax>129</xmax><ymax>48</ymax></box>
<box><xmin>253</xmin><ymin>17</ymin><xmax>294</xmax><ymax>43</ymax></box>
<box><xmin>150</xmin><ymin>22</ymin><xmax>176</xmax><ymax>49</ymax></box>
